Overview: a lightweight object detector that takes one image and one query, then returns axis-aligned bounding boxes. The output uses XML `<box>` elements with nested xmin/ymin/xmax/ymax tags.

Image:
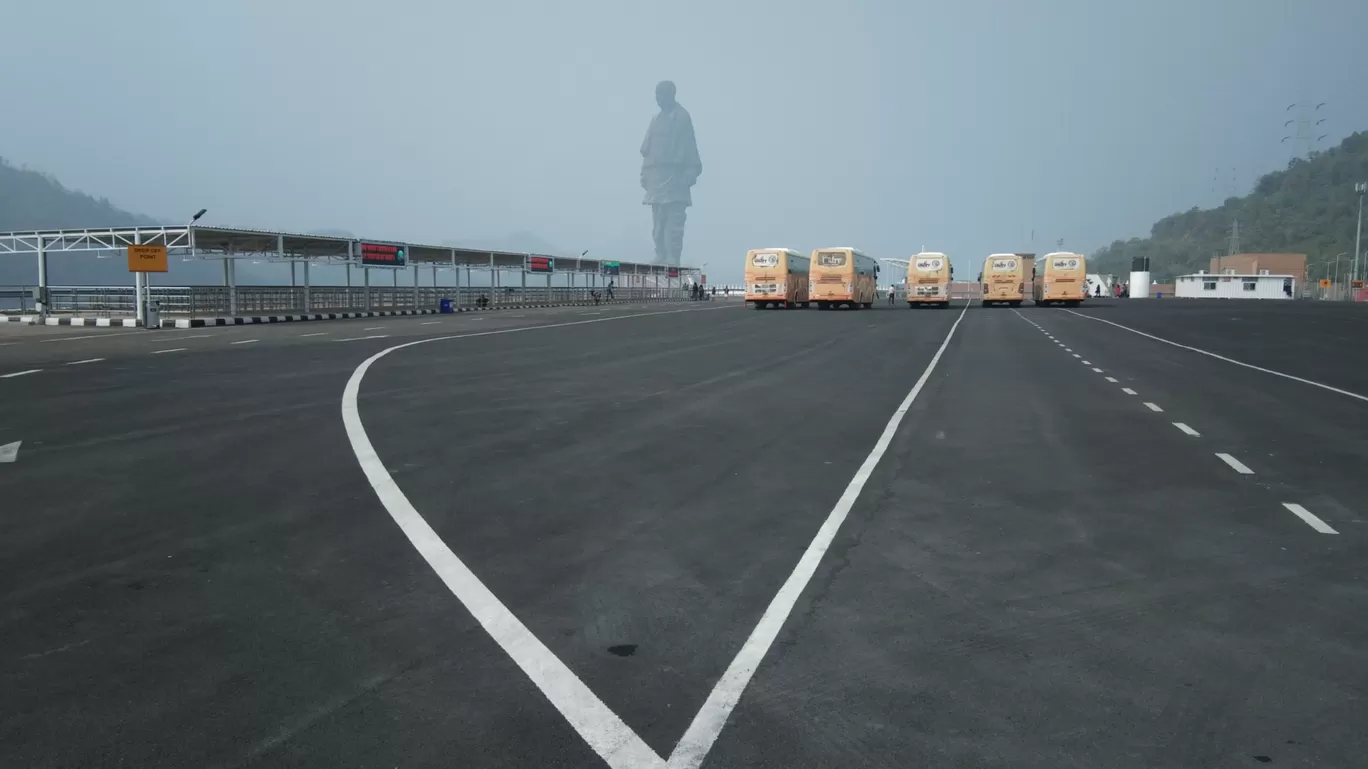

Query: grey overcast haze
<box><xmin>2</xmin><ymin>0</ymin><xmax>1366</xmax><ymax>284</ymax></box>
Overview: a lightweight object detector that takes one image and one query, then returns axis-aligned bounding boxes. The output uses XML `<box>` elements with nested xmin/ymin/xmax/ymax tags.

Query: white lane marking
<box><xmin>343</xmin><ymin>304</ymin><xmax>734</xmax><ymax>769</ymax></box>
<box><xmin>1065</xmin><ymin>309</ymin><xmax>1368</xmax><ymax>403</ymax></box>
<box><xmin>1</xmin><ymin>369</ymin><xmax>41</xmax><ymax>379</ymax></box>
<box><xmin>510</xmin><ymin>314</ymin><xmax>526</xmax><ymax>318</ymax></box>
<box><xmin>1092</xmin><ymin>367</ymin><xmax>1104</xmax><ymax>373</ymax></box>
<box><xmin>39</xmin><ymin>330</ymin><xmax>146</xmax><ymax>342</ymax></box>
<box><xmin>1174</xmin><ymin>422</ymin><xmax>1201</xmax><ymax>436</ymax></box>
<box><xmin>335</xmin><ymin>335</ymin><xmax>390</xmax><ymax>342</ymax></box>
<box><xmin>1081</xmin><ymin>360</ymin><xmax>1091</xmax><ymax>365</ymax></box>
<box><xmin>1216</xmin><ymin>453</ymin><xmax>1254</xmax><ymax>474</ymax></box>
<box><xmin>64</xmin><ymin>358</ymin><xmax>105</xmax><ymax>366</ymax></box>
<box><xmin>1281</xmin><ymin>503</ymin><xmax>1338</xmax><ymax>534</ymax></box>
<box><xmin>1144</xmin><ymin>402</ymin><xmax>1164</xmax><ymax>412</ymax></box>
<box><xmin>1065</xmin><ymin>348</ymin><xmax>1073</xmax><ymax>352</ymax></box>
<box><xmin>363</xmin><ymin>326</ymin><xmax>386</xmax><ymax>331</ymax></box>
<box><xmin>1105</xmin><ymin>376</ymin><xmax>1119</xmax><ymax>383</ymax></box>
<box><xmin>300</xmin><ymin>332</ymin><xmax>327</xmax><ymax>338</ymax></box>
<box><xmin>420</xmin><ymin>321</ymin><xmax>443</xmax><ymax>325</ymax></box>
<box><xmin>668</xmin><ymin>300</ymin><xmax>973</xmax><ymax>769</ymax></box>
<box><xmin>1121</xmin><ymin>387</ymin><xmax>1137</xmax><ymax>395</ymax></box>
<box><xmin>1072</xmin><ymin>353</ymin><xmax>1081</xmax><ymax>358</ymax></box>
<box><xmin>1057</xmin><ymin>343</ymin><xmax>1066</xmax><ymax>347</ymax></box>
<box><xmin>230</xmin><ymin>339</ymin><xmax>259</xmax><ymax>345</ymax></box>
<box><xmin>150</xmin><ymin>347</ymin><xmax>186</xmax><ymax>354</ymax></box>
<box><xmin>175</xmin><ymin>334</ymin><xmax>212</xmax><ymax>340</ymax></box>
<box><xmin>0</xmin><ymin>440</ymin><xmax>20</xmax><ymax>463</ymax></box>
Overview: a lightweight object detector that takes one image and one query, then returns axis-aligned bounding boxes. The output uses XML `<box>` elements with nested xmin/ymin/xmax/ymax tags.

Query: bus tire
<box><xmin>816</xmin><ymin>301</ymin><xmax>827</xmax><ymax>311</ymax></box>
<box><xmin>940</xmin><ymin>301</ymin><xmax>950</xmax><ymax>309</ymax></box>
<box><xmin>1010</xmin><ymin>301</ymin><xmax>1022</xmax><ymax>307</ymax></box>
<box><xmin>802</xmin><ymin>302</ymin><xmax>811</xmax><ymax>308</ymax></box>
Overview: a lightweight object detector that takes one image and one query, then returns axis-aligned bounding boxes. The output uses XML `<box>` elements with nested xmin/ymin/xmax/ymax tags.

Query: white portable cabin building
<box><xmin>1174</xmin><ymin>272</ymin><xmax>1295</xmax><ymax>300</ymax></box>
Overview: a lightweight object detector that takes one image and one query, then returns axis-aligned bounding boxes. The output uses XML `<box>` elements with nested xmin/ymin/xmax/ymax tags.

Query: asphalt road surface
<box><xmin>2</xmin><ymin>297</ymin><xmax>1365</xmax><ymax>768</ymax></box>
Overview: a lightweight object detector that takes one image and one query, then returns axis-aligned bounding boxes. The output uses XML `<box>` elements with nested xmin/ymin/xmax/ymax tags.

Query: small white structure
<box><xmin>1129</xmin><ymin>269</ymin><xmax>1152</xmax><ymax>298</ymax></box>
<box><xmin>1085</xmin><ymin>273</ymin><xmax>1113</xmax><ymax>297</ymax></box>
<box><xmin>1174</xmin><ymin>272</ymin><xmax>1295</xmax><ymax>300</ymax></box>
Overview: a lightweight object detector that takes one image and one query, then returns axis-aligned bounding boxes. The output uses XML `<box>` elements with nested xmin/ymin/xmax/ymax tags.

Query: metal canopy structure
<box><xmin>0</xmin><ymin>224</ymin><xmax>687</xmax><ymax>277</ymax></box>
<box><xmin>0</xmin><ymin>224</ymin><xmax>695</xmax><ymax>320</ymax></box>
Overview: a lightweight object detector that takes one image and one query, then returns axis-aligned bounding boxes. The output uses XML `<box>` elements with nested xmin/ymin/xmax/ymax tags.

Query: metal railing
<box><xmin>0</xmin><ymin>285</ymin><xmax>683</xmax><ymax>317</ymax></box>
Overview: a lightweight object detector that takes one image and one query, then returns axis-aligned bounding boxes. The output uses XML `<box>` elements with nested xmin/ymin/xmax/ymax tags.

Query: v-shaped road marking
<box><xmin>341</xmin><ymin>303</ymin><xmax>968</xmax><ymax>767</ymax></box>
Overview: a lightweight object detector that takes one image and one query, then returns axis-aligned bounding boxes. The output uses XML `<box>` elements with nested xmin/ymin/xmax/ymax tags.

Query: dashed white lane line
<box><xmin>363</xmin><ymin>326</ymin><xmax>386</xmax><ymax>331</ymax></box>
<box><xmin>150</xmin><ymin>348</ymin><xmax>186</xmax><ymax>354</ymax></box>
<box><xmin>335</xmin><ymin>335</ymin><xmax>390</xmax><ymax>342</ymax></box>
<box><xmin>1072</xmin><ymin>353</ymin><xmax>1081</xmax><ymax>358</ymax></box>
<box><xmin>175</xmin><ymin>334</ymin><xmax>212</xmax><ymax>340</ymax></box>
<box><xmin>1105</xmin><ymin>376</ymin><xmax>1119</xmax><ymax>383</ymax></box>
<box><xmin>1281</xmin><ymin>503</ymin><xmax>1339</xmax><ymax>534</ymax></box>
<box><xmin>420</xmin><ymin>321</ymin><xmax>443</xmax><ymax>325</ymax></box>
<box><xmin>230</xmin><ymin>339</ymin><xmax>259</xmax><ymax>345</ymax></box>
<box><xmin>1092</xmin><ymin>367</ymin><xmax>1104</xmax><ymax>373</ymax></box>
<box><xmin>64</xmin><ymin>358</ymin><xmax>105</xmax><ymax>366</ymax></box>
<box><xmin>1215</xmin><ymin>453</ymin><xmax>1255</xmax><ymax>474</ymax></box>
<box><xmin>1</xmin><ymin>369</ymin><xmax>41</xmax><ymax>379</ymax></box>
<box><xmin>300</xmin><ymin>332</ymin><xmax>327</xmax><ymax>338</ymax></box>
<box><xmin>1081</xmin><ymin>360</ymin><xmax>1091</xmax><ymax>365</ymax></box>
<box><xmin>1144</xmin><ymin>402</ymin><xmax>1164</xmax><ymax>412</ymax></box>
<box><xmin>1121</xmin><ymin>387</ymin><xmax>1138</xmax><ymax>395</ymax></box>
<box><xmin>1174</xmin><ymin>422</ymin><xmax>1201</xmax><ymax>436</ymax></box>
<box><xmin>1065</xmin><ymin>309</ymin><xmax>1368</xmax><ymax>404</ymax></box>
<box><xmin>1065</xmin><ymin>348</ymin><xmax>1073</xmax><ymax>352</ymax></box>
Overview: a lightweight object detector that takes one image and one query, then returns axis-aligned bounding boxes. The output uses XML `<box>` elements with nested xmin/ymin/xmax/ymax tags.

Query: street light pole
<box><xmin>1353</xmin><ymin>182</ymin><xmax>1365</xmax><ymax>292</ymax></box>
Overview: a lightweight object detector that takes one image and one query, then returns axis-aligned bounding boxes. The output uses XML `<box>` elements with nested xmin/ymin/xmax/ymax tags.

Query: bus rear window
<box><xmin>818</xmin><ymin>252</ymin><xmax>847</xmax><ymax>267</ymax></box>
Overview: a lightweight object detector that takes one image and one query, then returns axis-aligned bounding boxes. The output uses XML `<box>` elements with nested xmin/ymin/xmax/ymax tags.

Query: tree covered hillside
<box><xmin>1092</xmin><ymin>131</ymin><xmax>1368</xmax><ymax>279</ymax></box>
<box><xmin>0</xmin><ymin>157</ymin><xmax>161</xmax><ymax>231</ymax></box>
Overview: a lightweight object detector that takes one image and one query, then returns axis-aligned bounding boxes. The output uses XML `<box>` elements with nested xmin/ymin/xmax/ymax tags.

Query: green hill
<box><xmin>0</xmin><ymin>156</ymin><xmax>161</xmax><ymax>231</ymax></box>
<box><xmin>1092</xmin><ymin>131</ymin><xmax>1368</xmax><ymax>279</ymax></box>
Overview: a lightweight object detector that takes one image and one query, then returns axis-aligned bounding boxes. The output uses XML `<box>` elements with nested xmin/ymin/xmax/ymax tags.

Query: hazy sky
<box><xmin>3</xmin><ymin>0</ymin><xmax>1366</xmax><ymax>283</ymax></box>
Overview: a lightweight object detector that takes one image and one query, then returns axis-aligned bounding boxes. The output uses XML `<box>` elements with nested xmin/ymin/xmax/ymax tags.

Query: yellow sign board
<box><xmin>1320</xmin><ymin>278</ymin><xmax>1332</xmax><ymax>288</ymax></box>
<box><xmin>127</xmin><ymin>244</ymin><xmax>168</xmax><ymax>273</ymax></box>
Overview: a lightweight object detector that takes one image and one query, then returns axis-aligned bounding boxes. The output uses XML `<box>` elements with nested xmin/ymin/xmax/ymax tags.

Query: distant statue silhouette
<box><xmin>640</xmin><ymin>80</ymin><xmax>702</xmax><ymax>266</ymax></box>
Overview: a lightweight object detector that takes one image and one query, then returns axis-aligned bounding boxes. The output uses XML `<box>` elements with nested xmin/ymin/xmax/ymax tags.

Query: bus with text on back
<box><xmin>745</xmin><ymin>248</ymin><xmax>810</xmax><ymax>309</ymax></box>
<box><xmin>810</xmin><ymin>248</ymin><xmax>879</xmax><ymax>310</ymax></box>
<box><xmin>906</xmin><ymin>251</ymin><xmax>953</xmax><ymax>309</ymax></box>
<box><xmin>1033</xmin><ymin>251</ymin><xmax>1088</xmax><ymax>306</ymax></box>
<box><xmin>981</xmin><ymin>253</ymin><xmax>1034</xmax><ymax>307</ymax></box>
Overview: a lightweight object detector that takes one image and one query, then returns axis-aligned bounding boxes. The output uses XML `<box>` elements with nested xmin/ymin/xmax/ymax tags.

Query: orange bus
<box><xmin>810</xmin><ymin>248</ymin><xmax>879</xmax><ymax>310</ymax></box>
<box><xmin>1033</xmin><ymin>252</ymin><xmax>1087</xmax><ymax>306</ymax></box>
<box><xmin>745</xmin><ymin>248</ymin><xmax>810</xmax><ymax>309</ymax></box>
<box><xmin>981</xmin><ymin>253</ymin><xmax>1035</xmax><ymax>307</ymax></box>
<box><xmin>906</xmin><ymin>251</ymin><xmax>953</xmax><ymax>309</ymax></box>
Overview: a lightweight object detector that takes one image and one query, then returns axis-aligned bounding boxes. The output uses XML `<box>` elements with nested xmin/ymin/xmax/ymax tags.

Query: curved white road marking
<box><xmin>342</xmin><ymin>305</ymin><xmax>725</xmax><ymax>769</ymax></box>
<box><xmin>342</xmin><ymin>300</ymin><xmax>968</xmax><ymax>769</ymax></box>
<box><xmin>1065</xmin><ymin>309</ymin><xmax>1368</xmax><ymax>403</ymax></box>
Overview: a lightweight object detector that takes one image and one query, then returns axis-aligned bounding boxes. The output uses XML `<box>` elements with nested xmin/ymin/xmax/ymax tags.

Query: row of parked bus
<box><xmin>744</xmin><ymin>248</ymin><xmax>947</xmax><ymax>310</ymax></box>
<box><xmin>742</xmin><ymin>248</ymin><xmax>1089</xmax><ymax>310</ymax></box>
<box><xmin>980</xmin><ymin>252</ymin><xmax>1089</xmax><ymax>307</ymax></box>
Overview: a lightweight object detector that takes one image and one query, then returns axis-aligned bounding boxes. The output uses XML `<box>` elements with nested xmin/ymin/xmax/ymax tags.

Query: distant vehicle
<box><xmin>1033</xmin><ymin>252</ymin><xmax>1088</xmax><ymax>306</ymax></box>
<box><xmin>981</xmin><ymin>253</ymin><xmax>1034</xmax><ymax>307</ymax></box>
<box><xmin>745</xmin><ymin>248</ymin><xmax>810</xmax><ymax>309</ymax></box>
<box><xmin>810</xmin><ymin>248</ymin><xmax>879</xmax><ymax>310</ymax></box>
<box><xmin>906</xmin><ymin>251</ymin><xmax>953</xmax><ymax>309</ymax></box>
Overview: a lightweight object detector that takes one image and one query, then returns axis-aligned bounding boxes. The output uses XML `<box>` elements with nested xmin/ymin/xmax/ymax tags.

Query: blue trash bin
<box><xmin>439</xmin><ymin>298</ymin><xmax>454</xmax><ymax>314</ymax></box>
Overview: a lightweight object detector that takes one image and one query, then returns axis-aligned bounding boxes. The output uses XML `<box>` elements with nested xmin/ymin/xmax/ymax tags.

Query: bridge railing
<box><xmin>0</xmin><ymin>285</ymin><xmax>682</xmax><ymax>317</ymax></box>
